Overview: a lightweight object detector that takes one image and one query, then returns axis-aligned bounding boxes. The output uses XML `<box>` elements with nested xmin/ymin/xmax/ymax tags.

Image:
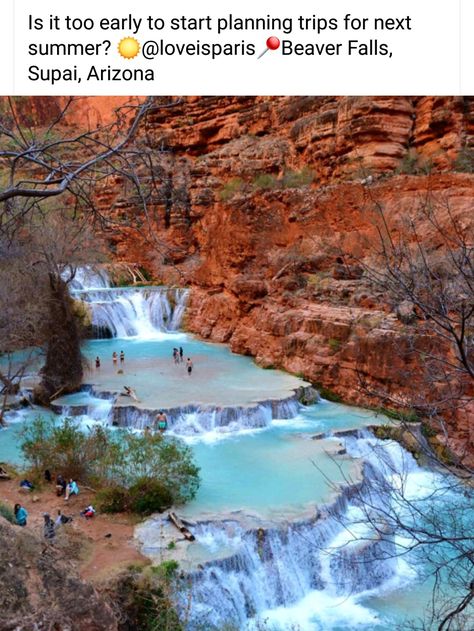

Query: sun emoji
<box><xmin>118</xmin><ymin>37</ymin><xmax>140</xmax><ymax>59</ymax></box>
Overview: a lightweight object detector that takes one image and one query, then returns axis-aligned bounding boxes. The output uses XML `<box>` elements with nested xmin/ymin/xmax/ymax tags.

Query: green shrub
<box><xmin>328</xmin><ymin>338</ymin><xmax>341</xmax><ymax>352</ymax></box>
<box><xmin>252</xmin><ymin>173</ymin><xmax>278</xmax><ymax>190</ymax></box>
<box><xmin>0</xmin><ymin>502</ymin><xmax>15</xmax><ymax>524</ymax></box>
<box><xmin>20</xmin><ymin>417</ymin><xmax>200</xmax><ymax>508</ymax></box>
<box><xmin>138</xmin><ymin>266</ymin><xmax>152</xmax><ymax>282</ymax></box>
<box><xmin>375</xmin><ymin>407</ymin><xmax>419</xmax><ymax>423</ymax></box>
<box><xmin>96</xmin><ymin>485</ymin><xmax>128</xmax><ymax>513</ymax></box>
<box><xmin>128</xmin><ymin>478</ymin><xmax>173</xmax><ymax>515</ymax></box>
<box><xmin>281</xmin><ymin>167</ymin><xmax>314</xmax><ymax>188</ymax></box>
<box><xmin>152</xmin><ymin>560</ymin><xmax>180</xmax><ymax>580</ymax></box>
<box><xmin>219</xmin><ymin>178</ymin><xmax>245</xmax><ymax>201</ymax></box>
<box><xmin>396</xmin><ymin>149</ymin><xmax>433</xmax><ymax>175</ymax></box>
<box><xmin>421</xmin><ymin>422</ymin><xmax>438</xmax><ymax>438</ymax></box>
<box><xmin>19</xmin><ymin>415</ymin><xmax>105</xmax><ymax>481</ymax></box>
<box><xmin>113</xmin><ymin>569</ymin><xmax>183</xmax><ymax>631</ymax></box>
<box><xmin>314</xmin><ymin>384</ymin><xmax>343</xmax><ymax>403</ymax></box>
<box><xmin>454</xmin><ymin>146</ymin><xmax>474</xmax><ymax>173</ymax></box>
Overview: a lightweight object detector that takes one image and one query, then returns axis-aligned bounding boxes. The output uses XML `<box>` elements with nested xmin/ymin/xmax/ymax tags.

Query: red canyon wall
<box><xmin>105</xmin><ymin>96</ymin><xmax>473</xmax><ymax>460</ymax></box>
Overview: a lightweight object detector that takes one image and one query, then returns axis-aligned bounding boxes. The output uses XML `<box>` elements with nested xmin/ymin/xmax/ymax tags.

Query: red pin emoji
<box><xmin>257</xmin><ymin>36</ymin><xmax>280</xmax><ymax>59</ymax></box>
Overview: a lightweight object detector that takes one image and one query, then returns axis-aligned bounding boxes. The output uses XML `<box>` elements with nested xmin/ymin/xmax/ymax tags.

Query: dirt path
<box><xmin>0</xmin><ymin>477</ymin><xmax>149</xmax><ymax>582</ymax></box>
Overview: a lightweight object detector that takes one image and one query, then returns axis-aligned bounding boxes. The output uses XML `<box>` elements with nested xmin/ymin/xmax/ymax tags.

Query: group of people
<box><xmin>12</xmin><ymin>468</ymin><xmax>95</xmax><ymax>542</ymax></box>
<box><xmin>172</xmin><ymin>347</ymin><xmax>193</xmax><ymax>375</ymax></box>
<box><xmin>13</xmin><ymin>504</ymin><xmax>72</xmax><ymax>534</ymax></box>
<box><xmin>95</xmin><ymin>350</ymin><xmax>125</xmax><ymax>369</ymax></box>
<box><xmin>12</xmin><ymin>471</ymin><xmax>84</xmax><ymax>541</ymax></box>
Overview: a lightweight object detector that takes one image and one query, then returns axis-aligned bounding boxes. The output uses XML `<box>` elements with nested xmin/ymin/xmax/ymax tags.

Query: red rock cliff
<box><xmin>100</xmin><ymin>96</ymin><xmax>474</xmax><ymax>461</ymax></box>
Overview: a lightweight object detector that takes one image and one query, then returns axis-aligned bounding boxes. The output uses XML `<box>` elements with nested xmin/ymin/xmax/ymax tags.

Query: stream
<box><xmin>1</xmin><ymin>269</ymin><xmax>467</xmax><ymax>630</ymax></box>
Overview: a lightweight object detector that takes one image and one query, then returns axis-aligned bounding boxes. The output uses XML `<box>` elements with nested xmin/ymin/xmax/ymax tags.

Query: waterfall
<box><xmin>69</xmin><ymin>267</ymin><xmax>188</xmax><ymax>339</ymax></box>
<box><xmin>69</xmin><ymin>265</ymin><xmax>111</xmax><ymax>290</ymax></box>
<box><xmin>75</xmin><ymin>390</ymin><xmax>303</xmax><ymax>435</ymax></box>
<box><xmin>154</xmin><ymin>433</ymin><xmax>426</xmax><ymax>630</ymax></box>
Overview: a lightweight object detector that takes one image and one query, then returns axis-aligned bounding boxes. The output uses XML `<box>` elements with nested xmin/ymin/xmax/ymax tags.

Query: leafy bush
<box><xmin>328</xmin><ymin>338</ymin><xmax>341</xmax><ymax>352</ymax></box>
<box><xmin>97</xmin><ymin>479</ymin><xmax>174</xmax><ymax>515</ymax></box>
<box><xmin>96</xmin><ymin>485</ymin><xmax>128</xmax><ymax>513</ymax></box>
<box><xmin>112</xmin><ymin>569</ymin><xmax>183</xmax><ymax>631</ymax></box>
<box><xmin>128</xmin><ymin>478</ymin><xmax>173</xmax><ymax>515</ymax></box>
<box><xmin>314</xmin><ymin>384</ymin><xmax>343</xmax><ymax>403</ymax></box>
<box><xmin>152</xmin><ymin>560</ymin><xmax>180</xmax><ymax>580</ymax></box>
<box><xmin>0</xmin><ymin>502</ymin><xmax>15</xmax><ymax>524</ymax></box>
<box><xmin>453</xmin><ymin>146</ymin><xmax>474</xmax><ymax>173</ymax></box>
<box><xmin>252</xmin><ymin>173</ymin><xmax>278</xmax><ymax>190</ymax></box>
<box><xmin>396</xmin><ymin>149</ymin><xmax>433</xmax><ymax>175</ymax></box>
<box><xmin>375</xmin><ymin>407</ymin><xmax>419</xmax><ymax>423</ymax></box>
<box><xmin>219</xmin><ymin>178</ymin><xmax>245</xmax><ymax>201</ymax></box>
<box><xmin>281</xmin><ymin>167</ymin><xmax>314</xmax><ymax>188</ymax></box>
<box><xmin>19</xmin><ymin>415</ymin><xmax>107</xmax><ymax>481</ymax></box>
<box><xmin>20</xmin><ymin>417</ymin><xmax>200</xmax><ymax>509</ymax></box>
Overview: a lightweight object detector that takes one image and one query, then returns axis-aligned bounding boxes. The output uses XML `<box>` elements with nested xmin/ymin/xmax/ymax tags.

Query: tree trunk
<box><xmin>33</xmin><ymin>275</ymin><xmax>83</xmax><ymax>406</ymax></box>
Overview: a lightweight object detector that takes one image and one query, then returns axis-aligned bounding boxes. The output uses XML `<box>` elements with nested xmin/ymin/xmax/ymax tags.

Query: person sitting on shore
<box><xmin>19</xmin><ymin>479</ymin><xmax>33</xmax><ymax>491</ymax></box>
<box><xmin>56</xmin><ymin>474</ymin><xmax>67</xmax><ymax>497</ymax></box>
<box><xmin>14</xmin><ymin>503</ymin><xmax>28</xmax><ymax>527</ymax></box>
<box><xmin>55</xmin><ymin>509</ymin><xmax>73</xmax><ymax>527</ymax></box>
<box><xmin>81</xmin><ymin>505</ymin><xmax>95</xmax><ymax>520</ymax></box>
<box><xmin>64</xmin><ymin>479</ymin><xmax>79</xmax><ymax>501</ymax></box>
<box><xmin>43</xmin><ymin>513</ymin><xmax>56</xmax><ymax>540</ymax></box>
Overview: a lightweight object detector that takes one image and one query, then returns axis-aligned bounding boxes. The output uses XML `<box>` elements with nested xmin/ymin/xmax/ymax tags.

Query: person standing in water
<box><xmin>120</xmin><ymin>350</ymin><xmax>125</xmax><ymax>363</ymax></box>
<box><xmin>186</xmin><ymin>358</ymin><xmax>193</xmax><ymax>376</ymax></box>
<box><xmin>179</xmin><ymin>346</ymin><xmax>184</xmax><ymax>362</ymax></box>
<box><xmin>155</xmin><ymin>410</ymin><xmax>168</xmax><ymax>432</ymax></box>
<box><xmin>112</xmin><ymin>351</ymin><xmax>118</xmax><ymax>365</ymax></box>
<box><xmin>95</xmin><ymin>356</ymin><xmax>101</xmax><ymax>369</ymax></box>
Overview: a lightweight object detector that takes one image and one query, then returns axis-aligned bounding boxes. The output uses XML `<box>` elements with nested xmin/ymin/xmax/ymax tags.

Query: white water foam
<box><xmin>69</xmin><ymin>267</ymin><xmax>188</xmax><ymax>339</ymax></box>
<box><xmin>174</xmin><ymin>432</ymin><xmax>436</xmax><ymax>631</ymax></box>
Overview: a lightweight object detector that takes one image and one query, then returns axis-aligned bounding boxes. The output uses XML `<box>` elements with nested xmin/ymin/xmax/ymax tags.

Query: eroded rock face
<box><xmin>91</xmin><ymin>96</ymin><xmax>474</xmax><ymax>461</ymax></box>
<box><xmin>0</xmin><ymin>519</ymin><xmax>117</xmax><ymax>631</ymax></box>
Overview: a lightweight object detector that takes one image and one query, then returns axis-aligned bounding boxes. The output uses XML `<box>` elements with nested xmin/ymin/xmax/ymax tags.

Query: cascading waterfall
<box><xmin>69</xmin><ymin>267</ymin><xmax>188</xmax><ymax>338</ymax></box>
<box><xmin>168</xmin><ymin>433</ymin><xmax>423</xmax><ymax>630</ymax></box>
<box><xmin>53</xmin><ymin>392</ymin><xmax>303</xmax><ymax>435</ymax></box>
